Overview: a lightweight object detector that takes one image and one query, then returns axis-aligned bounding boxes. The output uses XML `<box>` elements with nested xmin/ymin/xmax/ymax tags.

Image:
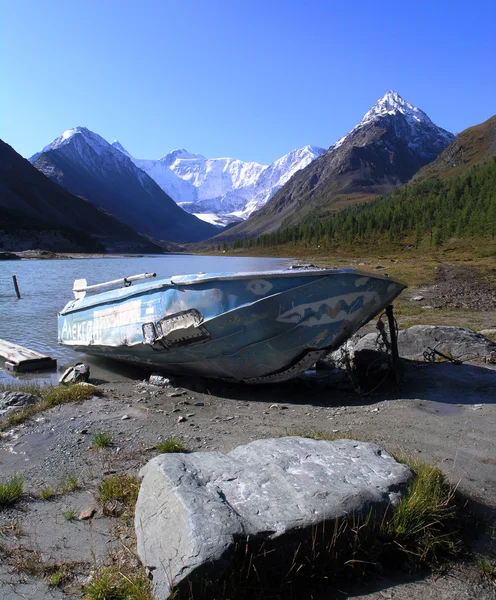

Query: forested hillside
<box><xmin>232</xmin><ymin>157</ymin><xmax>496</xmax><ymax>251</ymax></box>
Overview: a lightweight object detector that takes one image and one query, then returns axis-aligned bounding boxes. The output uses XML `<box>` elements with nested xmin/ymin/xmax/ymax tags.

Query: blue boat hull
<box><xmin>58</xmin><ymin>269</ymin><xmax>406</xmax><ymax>382</ymax></box>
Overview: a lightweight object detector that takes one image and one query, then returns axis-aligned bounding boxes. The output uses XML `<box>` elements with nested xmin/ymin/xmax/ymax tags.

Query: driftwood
<box><xmin>0</xmin><ymin>338</ymin><xmax>57</xmax><ymax>372</ymax></box>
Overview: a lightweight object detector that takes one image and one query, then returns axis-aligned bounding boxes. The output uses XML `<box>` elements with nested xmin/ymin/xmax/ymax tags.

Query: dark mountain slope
<box><xmin>0</xmin><ymin>139</ymin><xmax>163</xmax><ymax>253</ymax></box>
<box><xmin>412</xmin><ymin>114</ymin><xmax>496</xmax><ymax>182</ymax></box>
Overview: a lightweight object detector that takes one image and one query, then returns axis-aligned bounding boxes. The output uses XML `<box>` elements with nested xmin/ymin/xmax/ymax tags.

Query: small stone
<box><xmin>194</xmin><ymin>402</ymin><xmax>205</xmax><ymax>407</ymax></box>
<box><xmin>177</xmin><ymin>416</ymin><xmax>187</xmax><ymax>423</ymax></box>
<box><xmin>78</xmin><ymin>506</ymin><xmax>97</xmax><ymax>520</ymax></box>
<box><xmin>149</xmin><ymin>374</ymin><xmax>171</xmax><ymax>387</ymax></box>
<box><xmin>121</xmin><ymin>414</ymin><xmax>131</xmax><ymax>420</ymax></box>
<box><xmin>412</xmin><ymin>295</ymin><xmax>424</xmax><ymax>301</ymax></box>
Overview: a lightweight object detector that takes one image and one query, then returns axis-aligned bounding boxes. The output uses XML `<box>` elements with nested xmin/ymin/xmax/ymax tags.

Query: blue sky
<box><xmin>2</xmin><ymin>0</ymin><xmax>494</xmax><ymax>164</ymax></box>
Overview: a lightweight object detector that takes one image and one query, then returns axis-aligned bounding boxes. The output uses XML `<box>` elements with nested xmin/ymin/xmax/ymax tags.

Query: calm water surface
<box><xmin>0</xmin><ymin>254</ymin><xmax>291</xmax><ymax>384</ymax></box>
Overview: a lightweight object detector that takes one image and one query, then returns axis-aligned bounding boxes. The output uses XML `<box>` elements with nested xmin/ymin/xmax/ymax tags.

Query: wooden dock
<box><xmin>0</xmin><ymin>339</ymin><xmax>57</xmax><ymax>372</ymax></box>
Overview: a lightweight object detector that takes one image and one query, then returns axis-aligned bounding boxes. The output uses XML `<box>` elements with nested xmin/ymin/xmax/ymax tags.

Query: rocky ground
<box><xmin>1</xmin><ymin>265</ymin><xmax>496</xmax><ymax>599</ymax></box>
<box><xmin>413</xmin><ymin>264</ymin><xmax>496</xmax><ymax>312</ymax></box>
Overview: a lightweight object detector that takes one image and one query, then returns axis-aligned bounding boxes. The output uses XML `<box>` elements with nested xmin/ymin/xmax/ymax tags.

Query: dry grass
<box><xmin>82</xmin><ymin>564</ymin><xmax>152</xmax><ymax>600</ymax></box>
<box><xmin>0</xmin><ymin>383</ymin><xmax>100</xmax><ymax>431</ymax></box>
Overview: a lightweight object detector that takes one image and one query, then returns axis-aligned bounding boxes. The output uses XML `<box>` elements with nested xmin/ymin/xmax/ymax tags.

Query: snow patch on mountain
<box><xmin>113</xmin><ymin>144</ymin><xmax>325</xmax><ymax>223</ymax></box>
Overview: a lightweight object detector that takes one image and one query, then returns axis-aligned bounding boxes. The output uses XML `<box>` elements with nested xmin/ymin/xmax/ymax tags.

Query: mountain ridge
<box><xmin>209</xmin><ymin>91</ymin><xmax>455</xmax><ymax>241</ymax></box>
<box><xmin>30</xmin><ymin>127</ymin><xmax>219</xmax><ymax>243</ymax></box>
<box><xmin>112</xmin><ymin>142</ymin><xmax>325</xmax><ymax>226</ymax></box>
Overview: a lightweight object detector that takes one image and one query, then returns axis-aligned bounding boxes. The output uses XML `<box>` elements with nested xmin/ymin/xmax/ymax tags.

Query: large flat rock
<box><xmin>357</xmin><ymin>325</ymin><xmax>496</xmax><ymax>360</ymax></box>
<box><xmin>135</xmin><ymin>437</ymin><xmax>414</xmax><ymax>599</ymax></box>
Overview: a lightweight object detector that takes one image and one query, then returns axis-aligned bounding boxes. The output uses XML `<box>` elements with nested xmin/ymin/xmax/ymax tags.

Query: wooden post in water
<box><xmin>12</xmin><ymin>275</ymin><xmax>21</xmax><ymax>299</ymax></box>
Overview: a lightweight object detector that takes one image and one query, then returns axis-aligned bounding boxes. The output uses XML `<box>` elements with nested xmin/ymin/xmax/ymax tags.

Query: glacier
<box><xmin>112</xmin><ymin>143</ymin><xmax>326</xmax><ymax>224</ymax></box>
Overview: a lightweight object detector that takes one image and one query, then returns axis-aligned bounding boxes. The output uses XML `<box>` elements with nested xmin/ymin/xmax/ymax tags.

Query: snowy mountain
<box><xmin>111</xmin><ymin>143</ymin><xmax>326</xmax><ymax>226</ymax></box>
<box><xmin>212</xmin><ymin>90</ymin><xmax>456</xmax><ymax>240</ymax></box>
<box><xmin>331</xmin><ymin>90</ymin><xmax>455</xmax><ymax>155</ymax></box>
<box><xmin>30</xmin><ymin>127</ymin><xmax>218</xmax><ymax>243</ymax></box>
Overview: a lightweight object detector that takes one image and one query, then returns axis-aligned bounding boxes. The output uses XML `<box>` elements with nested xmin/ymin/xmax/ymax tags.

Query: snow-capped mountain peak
<box><xmin>30</xmin><ymin>127</ymin><xmax>111</xmax><ymax>162</ymax></box>
<box><xmin>331</xmin><ymin>90</ymin><xmax>453</xmax><ymax>151</ymax></box>
<box><xmin>158</xmin><ymin>148</ymin><xmax>206</xmax><ymax>168</ymax></box>
<box><xmin>364</xmin><ymin>90</ymin><xmax>430</xmax><ymax>125</ymax></box>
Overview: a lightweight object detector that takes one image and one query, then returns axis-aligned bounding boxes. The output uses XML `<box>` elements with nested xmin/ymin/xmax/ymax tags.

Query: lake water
<box><xmin>0</xmin><ymin>254</ymin><xmax>291</xmax><ymax>384</ymax></box>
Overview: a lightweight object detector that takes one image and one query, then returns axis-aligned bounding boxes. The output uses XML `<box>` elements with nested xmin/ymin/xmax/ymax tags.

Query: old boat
<box><xmin>58</xmin><ymin>268</ymin><xmax>406</xmax><ymax>383</ymax></box>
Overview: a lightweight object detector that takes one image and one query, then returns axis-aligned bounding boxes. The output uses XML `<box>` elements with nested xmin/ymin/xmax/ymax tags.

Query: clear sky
<box><xmin>2</xmin><ymin>0</ymin><xmax>494</xmax><ymax>165</ymax></box>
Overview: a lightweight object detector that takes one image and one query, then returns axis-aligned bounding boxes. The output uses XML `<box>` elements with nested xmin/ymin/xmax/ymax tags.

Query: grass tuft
<box><xmin>97</xmin><ymin>475</ymin><xmax>140</xmax><ymax>517</ymax></box>
<box><xmin>59</xmin><ymin>472</ymin><xmax>79</xmax><ymax>493</ymax></box>
<box><xmin>476</xmin><ymin>558</ymin><xmax>496</xmax><ymax>581</ymax></box>
<box><xmin>83</xmin><ymin>565</ymin><xmax>152</xmax><ymax>600</ymax></box>
<box><xmin>0</xmin><ymin>475</ymin><xmax>24</xmax><ymax>507</ymax></box>
<box><xmin>39</xmin><ymin>487</ymin><xmax>56</xmax><ymax>500</ymax></box>
<box><xmin>91</xmin><ymin>431</ymin><xmax>113</xmax><ymax>448</ymax></box>
<box><xmin>155</xmin><ymin>438</ymin><xmax>187</xmax><ymax>454</ymax></box>
<box><xmin>62</xmin><ymin>509</ymin><xmax>77</xmax><ymax>521</ymax></box>
<box><xmin>385</xmin><ymin>457</ymin><xmax>460</xmax><ymax>564</ymax></box>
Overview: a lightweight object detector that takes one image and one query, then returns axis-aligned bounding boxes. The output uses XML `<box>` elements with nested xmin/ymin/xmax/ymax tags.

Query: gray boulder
<box><xmin>58</xmin><ymin>362</ymin><xmax>90</xmax><ymax>384</ymax></box>
<box><xmin>0</xmin><ymin>391</ymin><xmax>40</xmax><ymax>420</ymax></box>
<box><xmin>135</xmin><ymin>437</ymin><xmax>413</xmax><ymax>599</ymax></box>
<box><xmin>329</xmin><ymin>325</ymin><xmax>496</xmax><ymax>368</ymax></box>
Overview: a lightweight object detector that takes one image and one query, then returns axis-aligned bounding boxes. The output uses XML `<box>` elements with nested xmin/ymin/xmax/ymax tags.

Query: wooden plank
<box><xmin>0</xmin><ymin>338</ymin><xmax>57</xmax><ymax>372</ymax></box>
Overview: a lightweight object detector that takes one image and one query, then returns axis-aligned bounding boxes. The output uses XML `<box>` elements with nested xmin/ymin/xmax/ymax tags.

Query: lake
<box><xmin>0</xmin><ymin>254</ymin><xmax>291</xmax><ymax>385</ymax></box>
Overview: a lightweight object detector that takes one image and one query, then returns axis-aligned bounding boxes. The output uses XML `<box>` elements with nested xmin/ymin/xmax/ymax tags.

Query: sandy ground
<box><xmin>1</xmin><ymin>355</ymin><xmax>495</xmax><ymax>599</ymax></box>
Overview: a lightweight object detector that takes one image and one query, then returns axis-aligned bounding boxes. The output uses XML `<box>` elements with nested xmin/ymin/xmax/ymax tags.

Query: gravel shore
<box><xmin>1</xmin><ymin>354</ymin><xmax>495</xmax><ymax>599</ymax></box>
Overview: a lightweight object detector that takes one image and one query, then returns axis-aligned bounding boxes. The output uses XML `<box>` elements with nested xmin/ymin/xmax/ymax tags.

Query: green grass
<box><xmin>91</xmin><ymin>431</ymin><xmax>113</xmax><ymax>449</ymax></box>
<box><xmin>37</xmin><ymin>473</ymin><xmax>79</xmax><ymax>501</ymax></box>
<box><xmin>62</xmin><ymin>509</ymin><xmax>77</xmax><ymax>521</ymax></box>
<box><xmin>155</xmin><ymin>438</ymin><xmax>187</xmax><ymax>454</ymax></box>
<box><xmin>97</xmin><ymin>475</ymin><xmax>140</xmax><ymax>517</ymax></box>
<box><xmin>384</xmin><ymin>457</ymin><xmax>460</xmax><ymax>564</ymax></box>
<box><xmin>0</xmin><ymin>383</ymin><xmax>100</xmax><ymax>431</ymax></box>
<box><xmin>82</xmin><ymin>565</ymin><xmax>152</xmax><ymax>600</ymax></box>
<box><xmin>0</xmin><ymin>475</ymin><xmax>24</xmax><ymax>507</ymax></box>
<box><xmin>39</xmin><ymin>487</ymin><xmax>55</xmax><ymax>500</ymax></box>
<box><xmin>59</xmin><ymin>472</ymin><xmax>79</xmax><ymax>493</ymax></box>
<box><xmin>476</xmin><ymin>558</ymin><xmax>496</xmax><ymax>581</ymax></box>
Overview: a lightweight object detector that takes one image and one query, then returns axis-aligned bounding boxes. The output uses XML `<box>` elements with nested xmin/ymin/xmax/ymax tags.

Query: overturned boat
<box><xmin>58</xmin><ymin>268</ymin><xmax>406</xmax><ymax>383</ymax></box>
